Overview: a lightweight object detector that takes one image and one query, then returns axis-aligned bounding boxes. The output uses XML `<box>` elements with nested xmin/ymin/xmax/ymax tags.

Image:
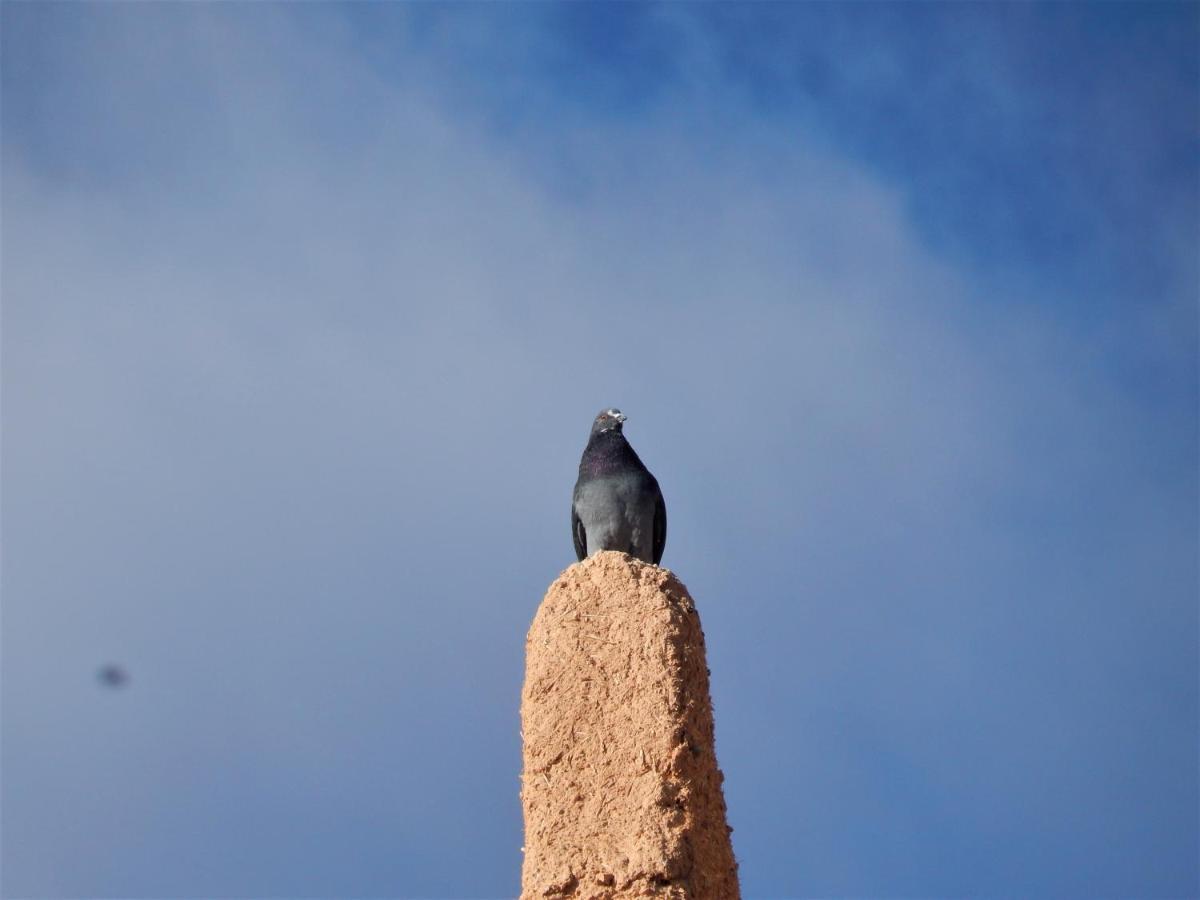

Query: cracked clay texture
<box><xmin>520</xmin><ymin>551</ymin><xmax>739</xmax><ymax>899</ymax></box>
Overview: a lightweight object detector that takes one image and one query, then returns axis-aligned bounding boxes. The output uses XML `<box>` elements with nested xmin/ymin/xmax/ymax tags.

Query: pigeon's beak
<box><xmin>615</xmin><ymin>412</ymin><xmax>627</xmax><ymax>423</ymax></box>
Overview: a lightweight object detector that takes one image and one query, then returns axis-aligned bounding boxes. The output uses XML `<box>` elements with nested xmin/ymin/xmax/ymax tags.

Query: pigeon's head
<box><xmin>591</xmin><ymin>408</ymin><xmax>627</xmax><ymax>436</ymax></box>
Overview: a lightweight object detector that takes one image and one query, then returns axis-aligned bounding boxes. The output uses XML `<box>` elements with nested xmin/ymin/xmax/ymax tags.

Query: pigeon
<box><xmin>572</xmin><ymin>408</ymin><xmax>667</xmax><ymax>565</ymax></box>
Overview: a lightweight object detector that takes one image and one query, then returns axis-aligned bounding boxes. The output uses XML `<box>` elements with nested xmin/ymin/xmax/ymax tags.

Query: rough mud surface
<box><xmin>520</xmin><ymin>551</ymin><xmax>739</xmax><ymax>899</ymax></box>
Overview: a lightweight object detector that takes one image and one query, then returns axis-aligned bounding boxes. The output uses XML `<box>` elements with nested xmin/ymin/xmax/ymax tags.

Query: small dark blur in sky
<box><xmin>96</xmin><ymin>665</ymin><xmax>129</xmax><ymax>689</ymax></box>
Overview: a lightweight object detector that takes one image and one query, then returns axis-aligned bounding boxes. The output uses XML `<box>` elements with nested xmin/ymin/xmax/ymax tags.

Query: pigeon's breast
<box><xmin>574</xmin><ymin>472</ymin><xmax>657</xmax><ymax>558</ymax></box>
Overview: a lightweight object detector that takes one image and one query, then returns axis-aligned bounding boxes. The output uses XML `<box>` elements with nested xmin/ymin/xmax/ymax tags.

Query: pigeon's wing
<box><xmin>571</xmin><ymin>503</ymin><xmax>587</xmax><ymax>561</ymax></box>
<box><xmin>652</xmin><ymin>485</ymin><xmax>667</xmax><ymax>565</ymax></box>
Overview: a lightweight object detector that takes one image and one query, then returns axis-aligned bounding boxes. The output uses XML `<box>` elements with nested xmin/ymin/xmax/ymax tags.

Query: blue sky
<box><xmin>2</xmin><ymin>4</ymin><xmax>1196</xmax><ymax>898</ymax></box>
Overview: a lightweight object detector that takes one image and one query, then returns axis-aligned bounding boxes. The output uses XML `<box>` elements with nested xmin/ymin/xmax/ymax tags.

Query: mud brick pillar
<box><xmin>520</xmin><ymin>551</ymin><xmax>739</xmax><ymax>899</ymax></box>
